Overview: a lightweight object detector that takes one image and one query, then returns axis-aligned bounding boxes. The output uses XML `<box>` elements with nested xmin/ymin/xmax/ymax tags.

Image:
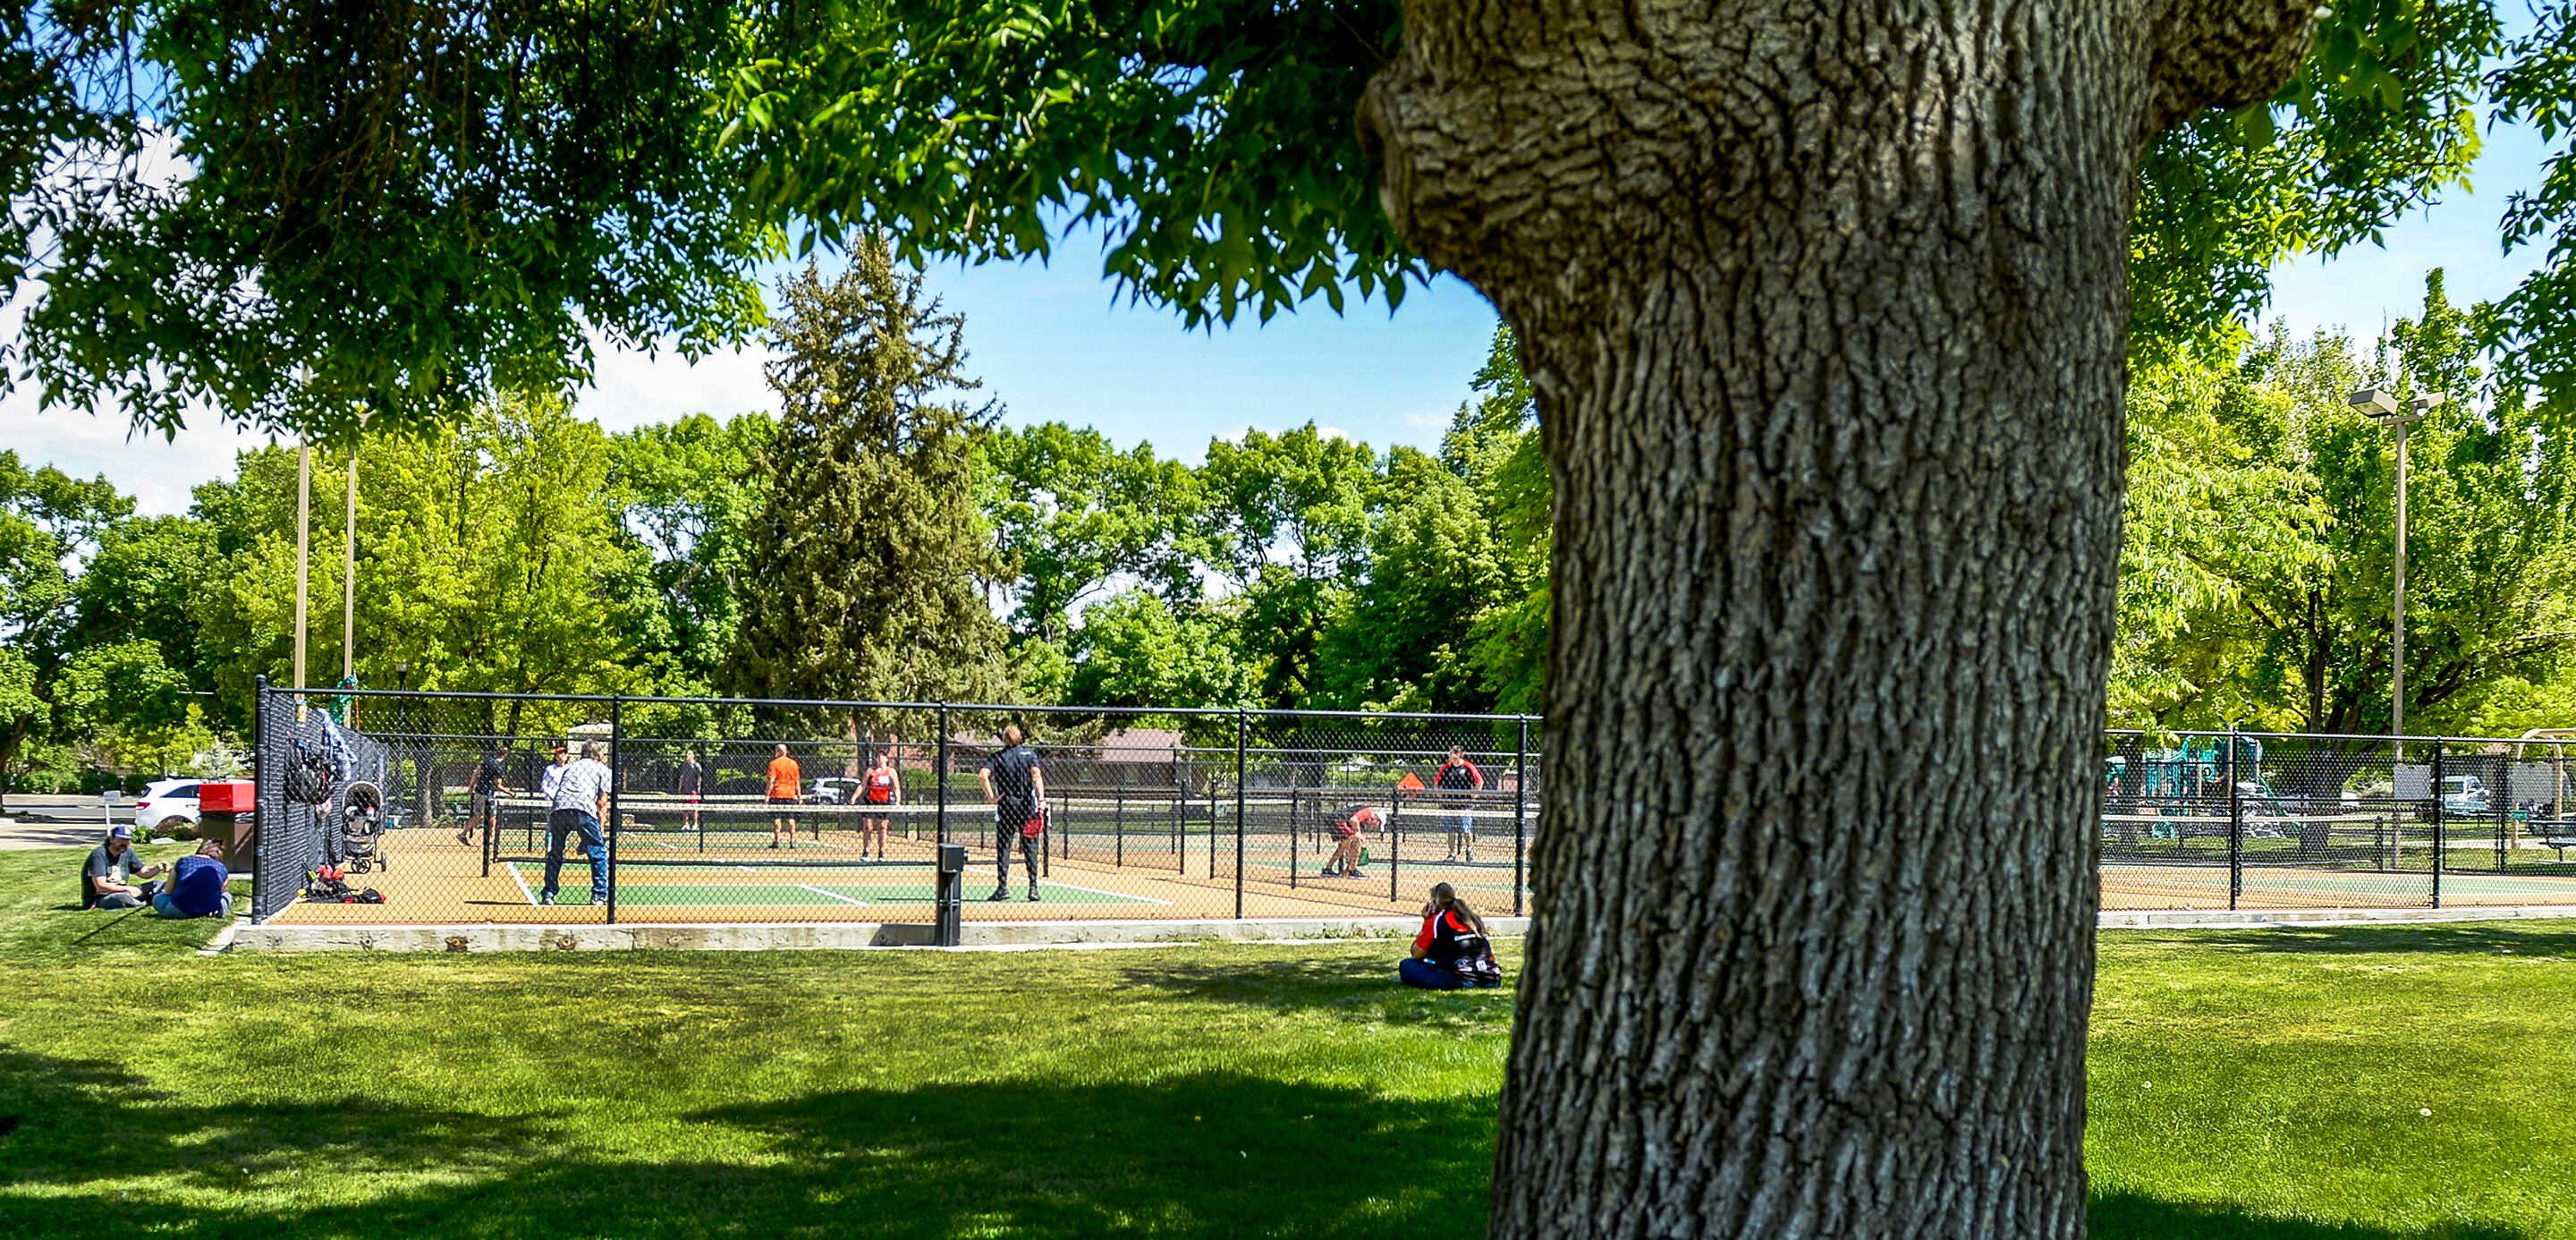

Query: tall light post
<box><xmin>2347</xmin><ymin>386</ymin><xmax>2445</xmax><ymax>739</ymax></box>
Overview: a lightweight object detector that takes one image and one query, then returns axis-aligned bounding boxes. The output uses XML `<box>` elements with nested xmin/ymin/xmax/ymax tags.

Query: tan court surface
<box><xmin>2102</xmin><ymin>862</ymin><xmax>2576</xmax><ymax>911</ymax></box>
<box><xmin>266</xmin><ymin>825</ymin><xmax>1530</xmax><ymax>926</ymax></box>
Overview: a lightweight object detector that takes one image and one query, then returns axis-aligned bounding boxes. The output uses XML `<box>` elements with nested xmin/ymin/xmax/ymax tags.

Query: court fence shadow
<box><xmin>2091</xmin><ymin>1189</ymin><xmax>2529</xmax><ymax>1239</ymax></box>
<box><xmin>0</xmin><ymin>1049</ymin><xmax>1496</xmax><ymax>1239</ymax></box>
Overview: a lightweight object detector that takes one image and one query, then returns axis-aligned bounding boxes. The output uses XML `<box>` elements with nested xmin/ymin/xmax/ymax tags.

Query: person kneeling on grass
<box><xmin>1398</xmin><ymin>883</ymin><xmax>1504</xmax><ymax>990</ymax></box>
<box><xmin>1319</xmin><ymin>803</ymin><xmax>1381</xmax><ymax>879</ymax></box>
<box><xmin>80</xmin><ymin>825</ymin><xmax>166</xmax><ymax>910</ymax></box>
<box><xmin>153</xmin><ymin>839</ymin><xmax>233</xmax><ymax>920</ymax></box>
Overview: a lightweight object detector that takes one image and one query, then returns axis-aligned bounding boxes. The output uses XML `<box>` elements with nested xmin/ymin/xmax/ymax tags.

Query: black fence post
<box><xmin>2226</xmin><ymin>726</ymin><xmax>2242</xmax><ymax>912</ymax></box>
<box><xmin>250</xmin><ymin>675</ymin><xmax>267</xmax><ymax>921</ymax></box>
<box><xmin>2497</xmin><ymin>752</ymin><xmax>2511</xmax><ymax>874</ymax></box>
<box><xmin>606</xmin><ymin>694</ymin><xmax>621</xmax><ymax>926</ymax></box>
<box><xmin>1514</xmin><ymin>717</ymin><xmax>1530</xmax><ymax>918</ymax></box>
<box><xmin>935</xmin><ymin>704</ymin><xmax>951</xmax><ymax>847</ymax></box>
<box><xmin>1233</xmin><ymin>710</ymin><xmax>1247</xmax><ymax>921</ymax></box>
<box><xmin>2431</xmin><ymin>737</ymin><xmax>2446</xmax><ymax>909</ymax></box>
<box><xmin>1289</xmin><ymin>788</ymin><xmax>1300</xmax><ymax>889</ymax></box>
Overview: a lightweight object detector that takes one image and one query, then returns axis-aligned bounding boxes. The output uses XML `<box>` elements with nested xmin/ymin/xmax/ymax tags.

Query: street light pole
<box><xmin>2348</xmin><ymin>387</ymin><xmax>2444</xmax><ymax>739</ymax></box>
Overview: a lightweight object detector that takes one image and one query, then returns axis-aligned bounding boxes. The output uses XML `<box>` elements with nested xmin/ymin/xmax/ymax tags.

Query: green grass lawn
<box><xmin>4</xmin><ymin>845</ymin><xmax>2576</xmax><ymax>1236</ymax></box>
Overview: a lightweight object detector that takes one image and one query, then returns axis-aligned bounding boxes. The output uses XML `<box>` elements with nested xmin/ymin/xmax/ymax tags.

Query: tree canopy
<box><xmin>2</xmin><ymin>2</ymin><xmax>2572</xmax><ymax>434</ymax></box>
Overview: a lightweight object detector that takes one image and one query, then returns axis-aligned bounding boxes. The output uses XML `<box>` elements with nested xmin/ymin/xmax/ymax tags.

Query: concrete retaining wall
<box><xmin>233</xmin><ymin>915</ymin><xmax>1533</xmax><ymax>953</ymax></box>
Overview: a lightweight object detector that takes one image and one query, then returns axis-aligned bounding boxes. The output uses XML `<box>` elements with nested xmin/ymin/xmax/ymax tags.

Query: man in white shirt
<box><xmin>540</xmin><ymin>742</ymin><xmax>613</xmax><ymax>907</ymax></box>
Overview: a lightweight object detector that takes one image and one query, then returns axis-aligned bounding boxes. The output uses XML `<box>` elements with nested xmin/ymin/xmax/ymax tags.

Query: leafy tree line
<box><xmin>2114</xmin><ymin>270</ymin><xmax>2576</xmax><ymax>737</ymax></box>
<box><xmin>15</xmin><ymin>263</ymin><xmax>2576</xmax><ymax>804</ymax></box>
<box><xmin>0</xmin><ymin>284</ymin><xmax>1546</xmax><ymax>800</ymax></box>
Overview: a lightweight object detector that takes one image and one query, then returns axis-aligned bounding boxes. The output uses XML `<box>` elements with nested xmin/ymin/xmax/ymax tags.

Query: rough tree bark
<box><xmin>1359</xmin><ymin>1</ymin><xmax>2312</xmax><ymax>1234</ymax></box>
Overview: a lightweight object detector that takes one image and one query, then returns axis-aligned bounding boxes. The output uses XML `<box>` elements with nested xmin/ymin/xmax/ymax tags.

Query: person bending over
<box><xmin>154</xmin><ymin>839</ymin><xmax>233</xmax><ymax>919</ymax></box>
<box><xmin>979</xmin><ymin>725</ymin><xmax>1046</xmax><ymax>902</ymax></box>
<box><xmin>1398</xmin><ymin>882</ymin><xmax>1504</xmax><ymax>990</ymax></box>
<box><xmin>1319</xmin><ymin>803</ymin><xmax>1381</xmax><ymax>879</ymax></box>
<box><xmin>80</xmin><ymin>825</ymin><xmax>165</xmax><ymax>910</ymax></box>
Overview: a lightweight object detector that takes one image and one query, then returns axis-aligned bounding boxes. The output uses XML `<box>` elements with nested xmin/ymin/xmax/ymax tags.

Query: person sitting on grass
<box><xmin>153</xmin><ymin>839</ymin><xmax>233</xmax><ymax>920</ymax></box>
<box><xmin>80</xmin><ymin>825</ymin><xmax>166</xmax><ymax>911</ymax></box>
<box><xmin>1398</xmin><ymin>882</ymin><xmax>1504</xmax><ymax>990</ymax></box>
<box><xmin>1319</xmin><ymin>803</ymin><xmax>1381</xmax><ymax>879</ymax></box>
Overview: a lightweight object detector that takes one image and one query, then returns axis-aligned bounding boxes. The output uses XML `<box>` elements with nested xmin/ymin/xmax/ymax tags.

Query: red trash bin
<box><xmin>197</xmin><ymin>780</ymin><xmax>257</xmax><ymax>871</ymax></box>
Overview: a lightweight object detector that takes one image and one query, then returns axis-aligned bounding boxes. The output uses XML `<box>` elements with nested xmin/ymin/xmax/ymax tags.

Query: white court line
<box><xmin>797</xmin><ymin>884</ymin><xmax>869</xmax><ymax>906</ymax></box>
<box><xmin>1030</xmin><ymin>877</ymin><xmax>1170</xmax><ymax>905</ymax></box>
<box><xmin>505</xmin><ymin>861</ymin><xmax>538</xmax><ymax>906</ymax></box>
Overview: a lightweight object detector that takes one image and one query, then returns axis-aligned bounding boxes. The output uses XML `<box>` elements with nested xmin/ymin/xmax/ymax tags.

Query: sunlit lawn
<box><xmin>2</xmin><ymin>845</ymin><xmax>2572</xmax><ymax>1236</ymax></box>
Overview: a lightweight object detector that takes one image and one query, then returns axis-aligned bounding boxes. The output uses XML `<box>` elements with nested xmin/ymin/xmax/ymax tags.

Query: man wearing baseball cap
<box><xmin>80</xmin><ymin>825</ymin><xmax>166</xmax><ymax>910</ymax></box>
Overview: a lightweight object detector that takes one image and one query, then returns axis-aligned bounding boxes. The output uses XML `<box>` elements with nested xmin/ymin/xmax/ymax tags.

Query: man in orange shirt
<box><xmin>767</xmin><ymin>743</ymin><xmax>802</xmax><ymax>849</ymax></box>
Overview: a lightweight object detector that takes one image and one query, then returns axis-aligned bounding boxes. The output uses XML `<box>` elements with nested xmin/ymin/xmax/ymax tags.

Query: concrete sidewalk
<box><xmin>0</xmin><ymin>816</ymin><xmax>122</xmax><ymax>851</ymax></box>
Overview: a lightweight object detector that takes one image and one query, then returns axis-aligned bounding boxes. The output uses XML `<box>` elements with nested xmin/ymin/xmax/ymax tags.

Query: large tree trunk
<box><xmin>1360</xmin><ymin>1</ymin><xmax>2312</xmax><ymax>1233</ymax></box>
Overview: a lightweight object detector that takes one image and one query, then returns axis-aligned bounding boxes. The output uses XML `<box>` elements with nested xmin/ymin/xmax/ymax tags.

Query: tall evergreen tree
<box><xmin>724</xmin><ymin>242</ymin><xmax>1007</xmax><ymax>709</ymax></box>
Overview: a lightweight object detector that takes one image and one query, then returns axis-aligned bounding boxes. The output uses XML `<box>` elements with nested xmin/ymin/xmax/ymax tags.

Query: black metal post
<box><xmin>935</xmin><ymin>704</ymin><xmax>951</xmax><ymax>846</ymax></box>
<box><xmin>2431</xmin><ymin>737</ymin><xmax>2445</xmax><ymax>909</ymax></box>
<box><xmin>1514</xmin><ymin>718</ymin><xmax>1530</xmax><ymax>918</ymax></box>
<box><xmin>1289</xmin><ymin>788</ymin><xmax>1299</xmax><ymax>889</ymax></box>
<box><xmin>2226</xmin><ymin>727</ymin><xmax>2241</xmax><ymax>911</ymax></box>
<box><xmin>1114</xmin><ymin>785</ymin><xmax>1125</xmax><ymax>869</ymax></box>
<box><xmin>251</xmin><ymin>675</ymin><xmax>267</xmax><ymax>919</ymax></box>
<box><xmin>1389</xmin><ymin>789</ymin><xmax>1401</xmax><ymax>905</ymax></box>
<box><xmin>1233</xmin><ymin>710</ymin><xmax>1247</xmax><ymax>920</ymax></box>
<box><xmin>2497</xmin><ymin>754</ymin><xmax>2511</xmax><ymax>873</ymax></box>
<box><xmin>606</xmin><ymin>695</ymin><xmax>621</xmax><ymax>925</ymax></box>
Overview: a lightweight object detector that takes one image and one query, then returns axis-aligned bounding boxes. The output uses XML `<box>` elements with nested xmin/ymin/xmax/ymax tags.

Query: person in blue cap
<box><xmin>80</xmin><ymin>825</ymin><xmax>166</xmax><ymax>910</ymax></box>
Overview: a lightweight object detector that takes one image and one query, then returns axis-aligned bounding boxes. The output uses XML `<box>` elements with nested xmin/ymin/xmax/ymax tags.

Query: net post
<box><xmin>1114</xmin><ymin>784</ymin><xmax>1125</xmax><ymax>869</ymax></box>
<box><xmin>2225</xmin><ymin>726</ymin><xmax>2241</xmax><ymax>912</ymax></box>
<box><xmin>2432</xmin><ymin>736</ymin><xmax>2445</xmax><ymax>909</ymax></box>
<box><xmin>1388</xmin><ymin>786</ymin><xmax>1400</xmax><ymax>905</ymax></box>
<box><xmin>1514</xmin><ymin>717</ymin><xmax>1530</xmax><ymax>918</ymax></box>
<box><xmin>1289</xmin><ymin>787</ymin><xmax>1299</xmax><ymax>890</ymax></box>
<box><xmin>936</xmin><ymin>704</ymin><xmax>951</xmax><ymax>847</ymax></box>
<box><xmin>606</xmin><ymin>694</ymin><xmax>621</xmax><ymax>925</ymax></box>
<box><xmin>1233</xmin><ymin>710</ymin><xmax>1247</xmax><ymax>921</ymax></box>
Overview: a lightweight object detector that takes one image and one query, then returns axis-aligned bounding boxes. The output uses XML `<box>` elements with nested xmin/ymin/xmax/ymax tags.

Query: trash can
<box><xmin>936</xmin><ymin>843</ymin><xmax>967</xmax><ymax>947</ymax></box>
<box><xmin>197</xmin><ymin>780</ymin><xmax>257</xmax><ymax>871</ymax></box>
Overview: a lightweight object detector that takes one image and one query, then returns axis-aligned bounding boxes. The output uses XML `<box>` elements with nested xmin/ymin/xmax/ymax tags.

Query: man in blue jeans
<box><xmin>153</xmin><ymin>839</ymin><xmax>233</xmax><ymax>919</ymax></box>
<box><xmin>541</xmin><ymin>741</ymin><xmax>614</xmax><ymax>906</ymax></box>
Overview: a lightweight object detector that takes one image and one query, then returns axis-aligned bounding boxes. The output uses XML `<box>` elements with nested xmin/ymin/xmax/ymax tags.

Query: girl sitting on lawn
<box><xmin>1399</xmin><ymin>882</ymin><xmax>1503</xmax><ymax>990</ymax></box>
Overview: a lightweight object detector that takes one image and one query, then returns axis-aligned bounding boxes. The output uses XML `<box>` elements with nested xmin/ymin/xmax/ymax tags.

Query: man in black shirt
<box><xmin>81</xmin><ymin>825</ymin><xmax>165</xmax><ymax>910</ymax></box>
<box><xmin>462</xmin><ymin>743</ymin><xmax>511</xmax><ymax>845</ymax></box>
<box><xmin>978</xmin><ymin>725</ymin><xmax>1046</xmax><ymax>902</ymax></box>
<box><xmin>676</xmin><ymin>747</ymin><xmax>706</xmax><ymax>834</ymax></box>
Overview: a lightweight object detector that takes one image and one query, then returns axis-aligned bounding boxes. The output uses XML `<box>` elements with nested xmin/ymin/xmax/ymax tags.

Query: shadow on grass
<box><xmin>0</xmin><ymin>1048</ymin><xmax>1494</xmax><ymax>1238</ymax></box>
<box><xmin>2137</xmin><ymin>922</ymin><xmax>2576</xmax><ymax>959</ymax></box>
<box><xmin>2092</xmin><ymin>1190</ymin><xmax>2529</xmax><ymax>1238</ymax></box>
<box><xmin>1114</xmin><ymin>954</ymin><xmax>1518</xmax><ymax>1028</ymax></box>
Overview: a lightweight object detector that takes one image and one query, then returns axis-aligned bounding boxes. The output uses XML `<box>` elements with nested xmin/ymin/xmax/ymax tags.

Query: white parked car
<box><xmin>133</xmin><ymin>778</ymin><xmax>202</xmax><ymax>836</ymax></box>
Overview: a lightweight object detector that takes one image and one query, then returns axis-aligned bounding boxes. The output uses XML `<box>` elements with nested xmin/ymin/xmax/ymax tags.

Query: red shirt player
<box><xmin>859</xmin><ymin>752</ymin><xmax>901</xmax><ymax>862</ymax></box>
<box><xmin>1434</xmin><ymin>747</ymin><xmax>1486</xmax><ymax>862</ymax></box>
<box><xmin>1320</xmin><ymin>803</ymin><xmax>1381</xmax><ymax>879</ymax></box>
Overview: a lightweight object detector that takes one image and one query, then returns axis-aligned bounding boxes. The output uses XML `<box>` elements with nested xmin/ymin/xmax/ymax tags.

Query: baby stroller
<box><xmin>338</xmin><ymin>780</ymin><xmax>388</xmax><ymax>874</ymax></box>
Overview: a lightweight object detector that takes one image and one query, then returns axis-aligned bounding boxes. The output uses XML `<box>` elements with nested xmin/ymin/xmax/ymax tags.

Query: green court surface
<box><xmin>500</xmin><ymin>862</ymin><xmax>1164</xmax><ymax>908</ymax></box>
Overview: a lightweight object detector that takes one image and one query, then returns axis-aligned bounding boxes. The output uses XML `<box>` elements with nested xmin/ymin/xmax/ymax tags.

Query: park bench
<box><xmin>2532</xmin><ymin>820</ymin><xmax>2576</xmax><ymax>862</ymax></box>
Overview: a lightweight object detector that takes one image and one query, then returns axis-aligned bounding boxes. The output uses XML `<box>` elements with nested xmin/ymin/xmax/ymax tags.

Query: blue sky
<box><xmin>1</xmin><ymin>117</ymin><xmax>2556</xmax><ymax>516</ymax></box>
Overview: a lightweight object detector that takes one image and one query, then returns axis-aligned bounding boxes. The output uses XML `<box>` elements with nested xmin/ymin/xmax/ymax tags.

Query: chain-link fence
<box><xmin>248</xmin><ymin>684</ymin><xmax>1545</xmax><ymax>929</ymax></box>
<box><xmin>250</xmin><ymin>685</ymin><xmax>2576</xmax><ymax>928</ymax></box>
<box><xmin>2101</xmin><ymin>730</ymin><xmax>2576</xmax><ymax>912</ymax></box>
